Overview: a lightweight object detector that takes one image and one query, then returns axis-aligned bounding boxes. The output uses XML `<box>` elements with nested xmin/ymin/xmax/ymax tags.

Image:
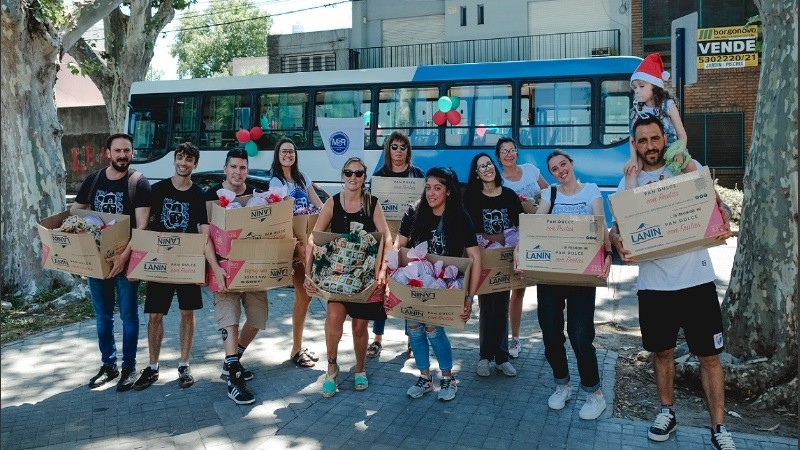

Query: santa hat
<box><xmin>630</xmin><ymin>53</ymin><xmax>670</xmax><ymax>89</ymax></box>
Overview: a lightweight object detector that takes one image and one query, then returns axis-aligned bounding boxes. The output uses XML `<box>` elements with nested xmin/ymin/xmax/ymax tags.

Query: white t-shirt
<box><xmin>501</xmin><ymin>163</ymin><xmax>543</xmax><ymax>199</ymax></box>
<box><xmin>615</xmin><ymin>160</ymin><xmax>716</xmax><ymax>291</ymax></box>
<box><xmin>547</xmin><ymin>183</ymin><xmax>601</xmax><ymax>216</ymax></box>
<box><xmin>270</xmin><ymin>171</ymin><xmax>312</xmax><ymax>211</ymax></box>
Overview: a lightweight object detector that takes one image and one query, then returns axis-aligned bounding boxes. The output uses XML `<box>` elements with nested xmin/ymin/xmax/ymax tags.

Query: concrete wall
<box><xmin>58</xmin><ymin>106</ymin><xmax>110</xmax><ymax>194</ymax></box>
<box><xmin>269</xmin><ymin>29</ymin><xmax>351</xmax><ymax>73</ymax></box>
<box><xmin>444</xmin><ymin>0</ymin><xmax>529</xmax><ymax>41</ymax></box>
<box><xmin>351</xmin><ymin>0</ymin><xmax>446</xmax><ymax>48</ymax></box>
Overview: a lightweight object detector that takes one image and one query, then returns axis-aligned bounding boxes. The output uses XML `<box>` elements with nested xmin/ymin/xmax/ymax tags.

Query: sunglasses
<box><xmin>343</xmin><ymin>169</ymin><xmax>365</xmax><ymax>178</ymax></box>
<box><xmin>390</xmin><ymin>144</ymin><xmax>408</xmax><ymax>151</ymax></box>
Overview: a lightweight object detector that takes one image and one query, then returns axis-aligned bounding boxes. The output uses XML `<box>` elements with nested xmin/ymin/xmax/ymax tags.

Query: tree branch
<box><xmin>62</xmin><ymin>0</ymin><xmax>126</xmax><ymax>52</ymax></box>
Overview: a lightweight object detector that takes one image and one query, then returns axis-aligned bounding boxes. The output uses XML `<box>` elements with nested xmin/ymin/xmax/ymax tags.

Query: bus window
<box><xmin>601</xmin><ymin>80</ymin><xmax>632</xmax><ymax>145</ymax></box>
<box><xmin>378</xmin><ymin>86</ymin><xmax>439</xmax><ymax>147</ymax></box>
<box><xmin>172</xmin><ymin>95</ymin><xmax>199</xmax><ymax>147</ymax></box>
<box><xmin>312</xmin><ymin>89</ymin><xmax>371</xmax><ymax>148</ymax></box>
<box><xmin>200</xmin><ymin>94</ymin><xmax>252</xmax><ymax>149</ymax></box>
<box><xmin>520</xmin><ymin>81</ymin><xmax>591</xmax><ymax>147</ymax></box>
<box><xmin>450</xmin><ymin>84</ymin><xmax>512</xmax><ymax>147</ymax></box>
<box><xmin>128</xmin><ymin>94</ymin><xmax>169</xmax><ymax>162</ymax></box>
<box><xmin>256</xmin><ymin>92</ymin><xmax>308</xmax><ymax>149</ymax></box>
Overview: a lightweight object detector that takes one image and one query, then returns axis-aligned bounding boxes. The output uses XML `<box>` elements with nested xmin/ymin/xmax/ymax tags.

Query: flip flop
<box><xmin>354</xmin><ymin>372</ymin><xmax>368</xmax><ymax>391</ymax></box>
<box><xmin>291</xmin><ymin>350</ymin><xmax>315</xmax><ymax>368</ymax></box>
<box><xmin>299</xmin><ymin>347</ymin><xmax>319</xmax><ymax>362</ymax></box>
<box><xmin>366</xmin><ymin>341</ymin><xmax>382</xmax><ymax>358</ymax></box>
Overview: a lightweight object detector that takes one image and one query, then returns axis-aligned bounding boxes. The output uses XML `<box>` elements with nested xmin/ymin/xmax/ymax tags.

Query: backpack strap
<box><xmin>87</xmin><ymin>169</ymin><xmax>103</xmax><ymax>206</ymax></box>
<box><xmin>548</xmin><ymin>186</ymin><xmax>557</xmax><ymax>214</ymax></box>
<box><xmin>127</xmin><ymin>169</ymin><xmax>142</xmax><ymax>209</ymax></box>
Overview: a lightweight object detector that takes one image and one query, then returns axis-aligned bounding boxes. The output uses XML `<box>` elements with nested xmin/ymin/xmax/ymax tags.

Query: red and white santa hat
<box><xmin>630</xmin><ymin>53</ymin><xmax>670</xmax><ymax>89</ymax></box>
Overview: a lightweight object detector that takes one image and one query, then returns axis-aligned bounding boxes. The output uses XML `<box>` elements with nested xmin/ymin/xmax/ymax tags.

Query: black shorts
<box><xmin>638</xmin><ymin>282</ymin><xmax>724</xmax><ymax>356</ymax></box>
<box><xmin>144</xmin><ymin>282</ymin><xmax>203</xmax><ymax>314</ymax></box>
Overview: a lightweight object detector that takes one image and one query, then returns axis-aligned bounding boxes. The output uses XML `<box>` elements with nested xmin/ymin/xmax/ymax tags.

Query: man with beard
<box><xmin>610</xmin><ymin>116</ymin><xmax>736</xmax><ymax>450</ymax></box>
<box><xmin>72</xmin><ymin>133</ymin><xmax>152</xmax><ymax>392</ymax></box>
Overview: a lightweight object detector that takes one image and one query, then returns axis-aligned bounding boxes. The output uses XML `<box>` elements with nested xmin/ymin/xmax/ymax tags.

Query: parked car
<box><xmin>191</xmin><ymin>169</ymin><xmax>330</xmax><ymax>203</ymax></box>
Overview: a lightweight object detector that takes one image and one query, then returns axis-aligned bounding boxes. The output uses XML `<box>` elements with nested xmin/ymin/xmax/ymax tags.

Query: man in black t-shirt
<box><xmin>71</xmin><ymin>133</ymin><xmax>152</xmax><ymax>392</ymax></box>
<box><xmin>132</xmin><ymin>143</ymin><xmax>222</xmax><ymax>392</ymax></box>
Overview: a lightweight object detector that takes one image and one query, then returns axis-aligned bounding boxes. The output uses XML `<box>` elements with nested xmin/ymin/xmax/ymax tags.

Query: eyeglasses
<box><xmin>499</xmin><ymin>148</ymin><xmax>518</xmax><ymax>156</ymax></box>
<box><xmin>476</xmin><ymin>162</ymin><xmax>494</xmax><ymax>173</ymax></box>
<box><xmin>280</xmin><ymin>149</ymin><xmax>295</xmax><ymax>155</ymax></box>
<box><xmin>390</xmin><ymin>144</ymin><xmax>408</xmax><ymax>151</ymax></box>
<box><xmin>342</xmin><ymin>169</ymin><xmax>365</xmax><ymax>178</ymax></box>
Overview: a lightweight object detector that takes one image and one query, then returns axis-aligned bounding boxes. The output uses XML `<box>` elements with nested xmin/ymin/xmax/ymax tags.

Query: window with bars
<box><xmin>684</xmin><ymin>112</ymin><xmax>744</xmax><ymax>168</ymax></box>
<box><xmin>281</xmin><ymin>53</ymin><xmax>336</xmax><ymax>73</ymax></box>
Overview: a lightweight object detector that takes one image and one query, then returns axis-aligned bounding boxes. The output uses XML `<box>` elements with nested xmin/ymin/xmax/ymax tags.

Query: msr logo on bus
<box><xmin>330</xmin><ymin>132</ymin><xmax>349</xmax><ymax>155</ymax></box>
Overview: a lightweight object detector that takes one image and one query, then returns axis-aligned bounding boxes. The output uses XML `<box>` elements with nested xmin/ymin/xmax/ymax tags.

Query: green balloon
<box><xmin>438</xmin><ymin>96</ymin><xmax>453</xmax><ymax>113</ymax></box>
<box><xmin>245</xmin><ymin>140</ymin><xmax>258</xmax><ymax>156</ymax></box>
<box><xmin>450</xmin><ymin>96</ymin><xmax>460</xmax><ymax>110</ymax></box>
<box><xmin>364</xmin><ymin>111</ymin><xmax>372</xmax><ymax>125</ymax></box>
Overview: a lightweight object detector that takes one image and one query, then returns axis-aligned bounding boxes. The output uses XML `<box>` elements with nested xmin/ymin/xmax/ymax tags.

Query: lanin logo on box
<box><xmin>269</xmin><ymin>267</ymin><xmax>289</xmax><ymax>279</ymax></box>
<box><xmin>51</xmin><ymin>256</ymin><xmax>69</xmax><ymax>266</ymax></box>
<box><xmin>380</xmin><ymin>199</ymin><xmax>399</xmax><ymax>212</ymax></box>
<box><xmin>250</xmin><ymin>207</ymin><xmax>272</xmax><ymax>222</ymax></box>
<box><xmin>157</xmin><ymin>235</ymin><xmax>181</xmax><ymax>250</ymax></box>
<box><xmin>489</xmin><ymin>274</ymin><xmax>511</xmax><ymax>285</ymax></box>
<box><xmin>243</xmin><ymin>231</ymin><xmax>264</xmax><ymax>239</ymax></box>
<box><xmin>410</xmin><ymin>291</ymin><xmax>436</xmax><ymax>301</ymax></box>
<box><xmin>143</xmin><ymin>258</ymin><xmax>168</xmax><ymax>273</ymax></box>
<box><xmin>629</xmin><ymin>223</ymin><xmax>662</xmax><ymax>244</ymax></box>
<box><xmin>525</xmin><ymin>245</ymin><xmax>551</xmax><ymax>261</ymax></box>
<box><xmin>400</xmin><ymin>306</ymin><xmax>423</xmax><ymax>317</ymax></box>
<box><xmin>52</xmin><ymin>234</ymin><xmax>70</xmax><ymax>248</ymax></box>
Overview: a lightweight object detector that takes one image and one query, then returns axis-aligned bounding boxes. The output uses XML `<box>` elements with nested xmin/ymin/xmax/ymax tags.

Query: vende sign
<box><xmin>696</xmin><ymin>25</ymin><xmax>759</xmax><ymax>70</ymax></box>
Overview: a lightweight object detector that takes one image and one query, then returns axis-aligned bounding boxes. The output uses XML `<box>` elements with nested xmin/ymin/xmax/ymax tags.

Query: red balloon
<box><xmin>236</xmin><ymin>129</ymin><xmax>251</xmax><ymax>143</ymax></box>
<box><xmin>433</xmin><ymin>111</ymin><xmax>447</xmax><ymax>126</ymax></box>
<box><xmin>249</xmin><ymin>126</ymin><xmax>263</xmax><ymax>141</ymax></box>
<box><xmin>447</xmin><ymin>110</ymin><xmax>461</xmax><ymax>126</ymax></box>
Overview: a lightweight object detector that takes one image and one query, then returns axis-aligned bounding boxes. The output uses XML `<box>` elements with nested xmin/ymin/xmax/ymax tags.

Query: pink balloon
<box><xmin>433</xmin><ymin>111</ymin><xmax>447</xmax><ymax>126</ymax></box>
<box><xmin>236</xmin><ymin>129</ymin><xmax>251</xmax><ymax>143</ymax></box>
<box><xmin>446</xmin><ymin>110</ymin><xmax>461</xmax><ymax>126</ymax></box>
<box><xmin>249</xmin><ymin>126</ymin><xmax>263</xmax><ymax>141</ymax></box>
<box><xmin>477</xmin><ymin>124</ymin><xmax>487</xmax><ymax>137</ymax></box>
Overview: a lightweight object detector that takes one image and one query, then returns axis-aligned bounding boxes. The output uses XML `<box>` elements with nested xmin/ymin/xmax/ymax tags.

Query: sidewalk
<box><xmin>1</xmin><ymin>237</ymin><xmax>796</xmax><ymax>449</ymax></box>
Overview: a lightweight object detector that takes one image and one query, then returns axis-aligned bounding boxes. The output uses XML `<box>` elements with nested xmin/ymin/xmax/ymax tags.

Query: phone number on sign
<box><xmin>698</xmin><ymin>54</ymin><xmax>758</xmax><ymax>69</ymax></box>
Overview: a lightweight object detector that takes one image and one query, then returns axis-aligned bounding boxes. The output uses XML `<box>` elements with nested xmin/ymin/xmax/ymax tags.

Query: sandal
<box><xmin>299</xmin><ymin>347</ymin><xmax>319</xmax><ymax>362</ymax></box>
<box><xmin>354</xmin><ymin>371</ymin><xmax>369</xmax><ymax>391</ymax></box>
<box><xmin>321</xmin><ymin>364</ymin><xmax>339</xmax><ymax>398</ymax></box>
<box><xmin>366</xmin><ymin>341</ymin><xmax>382</xmax><ymax>358</ymax></box>
<box><xmin>291</xmin><ymin>350</ymin><xmax>316</xmax><ymax>368</ymax></box>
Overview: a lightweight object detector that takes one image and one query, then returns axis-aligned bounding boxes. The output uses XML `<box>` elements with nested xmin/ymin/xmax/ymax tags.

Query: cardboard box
<box><xmin>208</xmin><ymin>197</ymin><xmax>293</xmax><ymax>258</ymax></box>
<box><xmin>371</xmin><ymin>176</ymin><xmax>425</xmax><ymax>221</ymax></box>
<box><xmin>292</xmin><ymin>213</ymin><xmax>319</xmax><ymax>244</ymax></box>
<box><xmin>38</xmin><ymin>209</ymin><xmax>131</xmax><ymax>279</ymax></box>
<box><xmin>385</xmin><ymin>248</ymin><xmax>472</xmax><ymax>329</ymax></box>
<box><xmin>518</xmin><ymin>214</ymin><xmax>607</xmax><ymax>287</ymax></box>
<box><xmin>127</xmin><ymin>230</ymin><xmax>206</xmax><ymax>283</ymax></box>
<box><xmin>608</xmin><ymin>167</ymin><xmax>727</xmax><ymax>261</ymax></box>
<box><xmin>305</xmin><ymin>230</ymin><xmax>384</xmax><ymax>303</ymax></box>
<box><xmin>207</xmin><ymin>238</ymin><xmax>296</xmax><ymax>292</ymax></box>
<box><xmin>386</xmin><ymin>220</ymin><xmax>401</xmax><ymax>238</ymax></box>
<box><xmin>473</xmin><ymin>234</ymin><xmax>536</xmax><ymax>295</ymax></box>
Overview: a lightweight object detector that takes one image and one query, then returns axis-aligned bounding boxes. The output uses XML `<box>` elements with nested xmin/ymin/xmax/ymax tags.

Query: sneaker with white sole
<box><xmin>437</xmin><ymin>376</ymin><xmax>459</xmax><ymax>401</ymax></box>
<box><xmin>508</xmin><ymin>338</ymin><xmax>521</xmax><ymax>358</ymax></box>
<box><xmin>226</xmin><ymin>363</ymin><xmax>255</xmax><ymax>405</ymax></box>
<box><xmin>578</xmin><ymin>390</ymin><xmax>606</xmax><ymax>420</ymax></box>
<box><xmin>711</xmin><ymin>424</ymin><xmax>736</xmax><ymax>450</ymax></box>
<box><xmin>547</xmin><ymin>383</ymin><xmax>573</xmax><ymax>410</ymax></box>
<box><xmin>406</xmin><ymin>376</ymin><xmax>433</xmax><ymax>399</ymax></box>
<box><xmin>476</xmin><ymin>359</ymin><xmax>491</xmax><ymax>377</ymax></box>
<box><xmin>648</xmin><ymin>407</ymin><xmax>677</xmax><ymax>441</ymax></box>
<box><xmin>497</xmin><ymin>361</ymin><xmax>517</xmax><ymax>377</ymax></box>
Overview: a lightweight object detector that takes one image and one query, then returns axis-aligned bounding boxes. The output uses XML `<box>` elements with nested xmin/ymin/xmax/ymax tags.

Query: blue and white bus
<box><xmin>127</xmin><ymin>56</ymin><xmax>639</xmax><ymax>200</ymax></box>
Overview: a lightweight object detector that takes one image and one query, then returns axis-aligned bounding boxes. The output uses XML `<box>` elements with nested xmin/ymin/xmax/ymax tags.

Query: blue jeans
<box><xmin>478</xmin><ymin>291</ymin><xmax>510</xmax><ymax>364</ymax></box>
<box><xmin>372</xmin><ymin>319</ymin><xmax>385</xmax><ymax>335</ymax></box>
<box><xmin>87</xmin><ymin>275</ymin><xmax>140</xmax><ymax>370</ymax></box>
<box><xmin>406</xmin><ymin>321</ymin><xmax>453</xmax><ymax>372</ymax></box>
<box><xmin>537</xmin><ymin>284</ymin><xmax>600</xmax><ymax>392</ymax></box>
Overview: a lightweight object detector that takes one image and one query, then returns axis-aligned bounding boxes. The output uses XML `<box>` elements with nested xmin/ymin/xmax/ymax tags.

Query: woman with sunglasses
<box><xmin>463</xmin><ymin>153</ymin><xmax>523</xmax><ymax>378</ymax></box>
<box><xmin>269</xmin><ymin>138</ymin><xmax>325</xmax><ymax>368</ymax></box>
<box><xmin>495</xmin><ymin>137</ymin><xmax>549</xmax><ymax>359</ymax></box>
<box><xmin>368</xmin><ymin>131</ymin><xmax>424</xmax><ymax>359</ymax></box>
<box><xmin>305</xmin><ymin>157</ymin><xmax>392</xmax><ymax>397</ymax></box>
<box><xmin>393</xmin><ymin>167</ymin><xmax>481</xmax><ymax>401</ymax></box>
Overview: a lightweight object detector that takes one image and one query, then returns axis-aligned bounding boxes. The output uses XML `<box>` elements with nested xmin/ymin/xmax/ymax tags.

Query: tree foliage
<box><xmin>171</xmin><ymin>0</ymin><xmax>271</xmax><ymax>78</ymax></box>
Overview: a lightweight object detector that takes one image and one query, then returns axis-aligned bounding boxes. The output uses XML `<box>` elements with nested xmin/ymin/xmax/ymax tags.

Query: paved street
<box><xmin>1</xmin><ymin>237</ymin><xmax>797</xmax><ymax>449</ymax></box>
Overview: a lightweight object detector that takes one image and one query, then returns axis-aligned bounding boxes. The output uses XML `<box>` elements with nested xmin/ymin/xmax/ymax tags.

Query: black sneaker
<box><xmin>711</xmin><ymin>424</ymin><xmax>736</xmax><ymax>450</ymax></box>
<box><xmin>227</xmin><ymin>364</ymin><xmax>255</xmax><ymax>405</ymax></box>
<box><xmin>116</xmin><ymin>367</ymin><xmax>137</xmax><ymax>392</ymax></box>
<box><xmin>133</xmin><ymin>367</ymin><xmax>159</xmax><ymax>391</ymax></box>
<box><xmin>178</xmin><ymin>366</ymin><xmax>195</xmax><ymax>389</ymax></box>
<box><xmin>220</xmin><ymin>361</ymin><xmax>253</xmax><ymax>381</ymax></box>
<box><xmin>88</xmin><ymin>365</ymin><xmax>119</xmax><ymax>389</ymax></box>
<box><xmin>647</xmin><ymin>407</ymin><xmax>677</xmax><ymax>441</ymax></box>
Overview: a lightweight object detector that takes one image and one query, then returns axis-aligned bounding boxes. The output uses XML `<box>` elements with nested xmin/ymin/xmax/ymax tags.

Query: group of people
<box><xmin>70</xmin><ymin>53</ymin><xmax>737</xmax><ymax>449</ymax></box>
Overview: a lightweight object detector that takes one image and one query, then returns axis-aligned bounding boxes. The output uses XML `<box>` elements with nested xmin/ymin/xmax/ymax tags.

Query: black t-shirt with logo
<box><xmin>149</xmin><ymin>179</ymin><xmax>208</xmax><ymax>233</ymax></box>
<box><xmin>463</xmin><ymin>186</ymin><xmax>523</xmax><ymax>235</ymax></box>
<box><xmin>75</xmin><ymin>168</ymin><xmax>152</xmax><ymax>227</ymax></box>
<box><xmin>398</xmin><ymin>205</ymin><xmax>478</xmax><ymax>257</ymax></box>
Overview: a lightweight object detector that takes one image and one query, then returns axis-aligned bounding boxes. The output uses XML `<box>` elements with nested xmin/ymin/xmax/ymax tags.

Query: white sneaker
<box><xmin>476</xmin><ymin>359</ymin><xmax>491</xmax><ymax>377</ymax></box>
<box><xmin>578</xmin><ymin>390</ymin><xmax>607</xmax><ymax>420</ymax></box>
<box><xmin>406</xmin><ymin>376</ymin><xmax>433</xmax><ymax>399</ymax></box>
<box><xmin>437</xmin><ymin>376</ymin><xmax>459</xmax><ymax>401</ymax></box>
<box><xmin>547</xmin><ymin>383</ymin><xmax>573</xmax><ymax>410</ymax></box>
<box><xmin>497</xmin><ymin>361</ymin><xmax>517</xmax><ymax>377</ymax></box>
<box><xmin>508</xmin><ymin>338</ymin><xmax>521</xmax><ymax>358</ymax></box>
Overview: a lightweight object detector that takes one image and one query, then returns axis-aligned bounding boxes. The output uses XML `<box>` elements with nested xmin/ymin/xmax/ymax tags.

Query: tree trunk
<box><xmin>1</xmin><ymin>2</ymin><xmax>72</xmax><ymax>296</ymax></box>
<box><xmin>721</xmin><ymin>0</ymin><xmax>798</xmax><ymax>408</ymax></box>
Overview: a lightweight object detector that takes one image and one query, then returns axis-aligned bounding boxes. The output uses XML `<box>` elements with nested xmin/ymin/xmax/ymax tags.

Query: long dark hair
<box><xmin>408</xmin><ymin>167</ymin><xmax>462</xmax><ymax>248</ymax></box>
<box><xmin>465</xmin><ymin>152</ymin><xmax>502</xmax><ymax>196</ymax></box>
<box><xmin>270</xmin><ymin>138</ymin><xmax>305</xmax><ymax>189</ymax></box>
<box><xmin>632</xmin><ymin>85</ymin><xmax>678</xmax><ymax>120</ymax></box>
